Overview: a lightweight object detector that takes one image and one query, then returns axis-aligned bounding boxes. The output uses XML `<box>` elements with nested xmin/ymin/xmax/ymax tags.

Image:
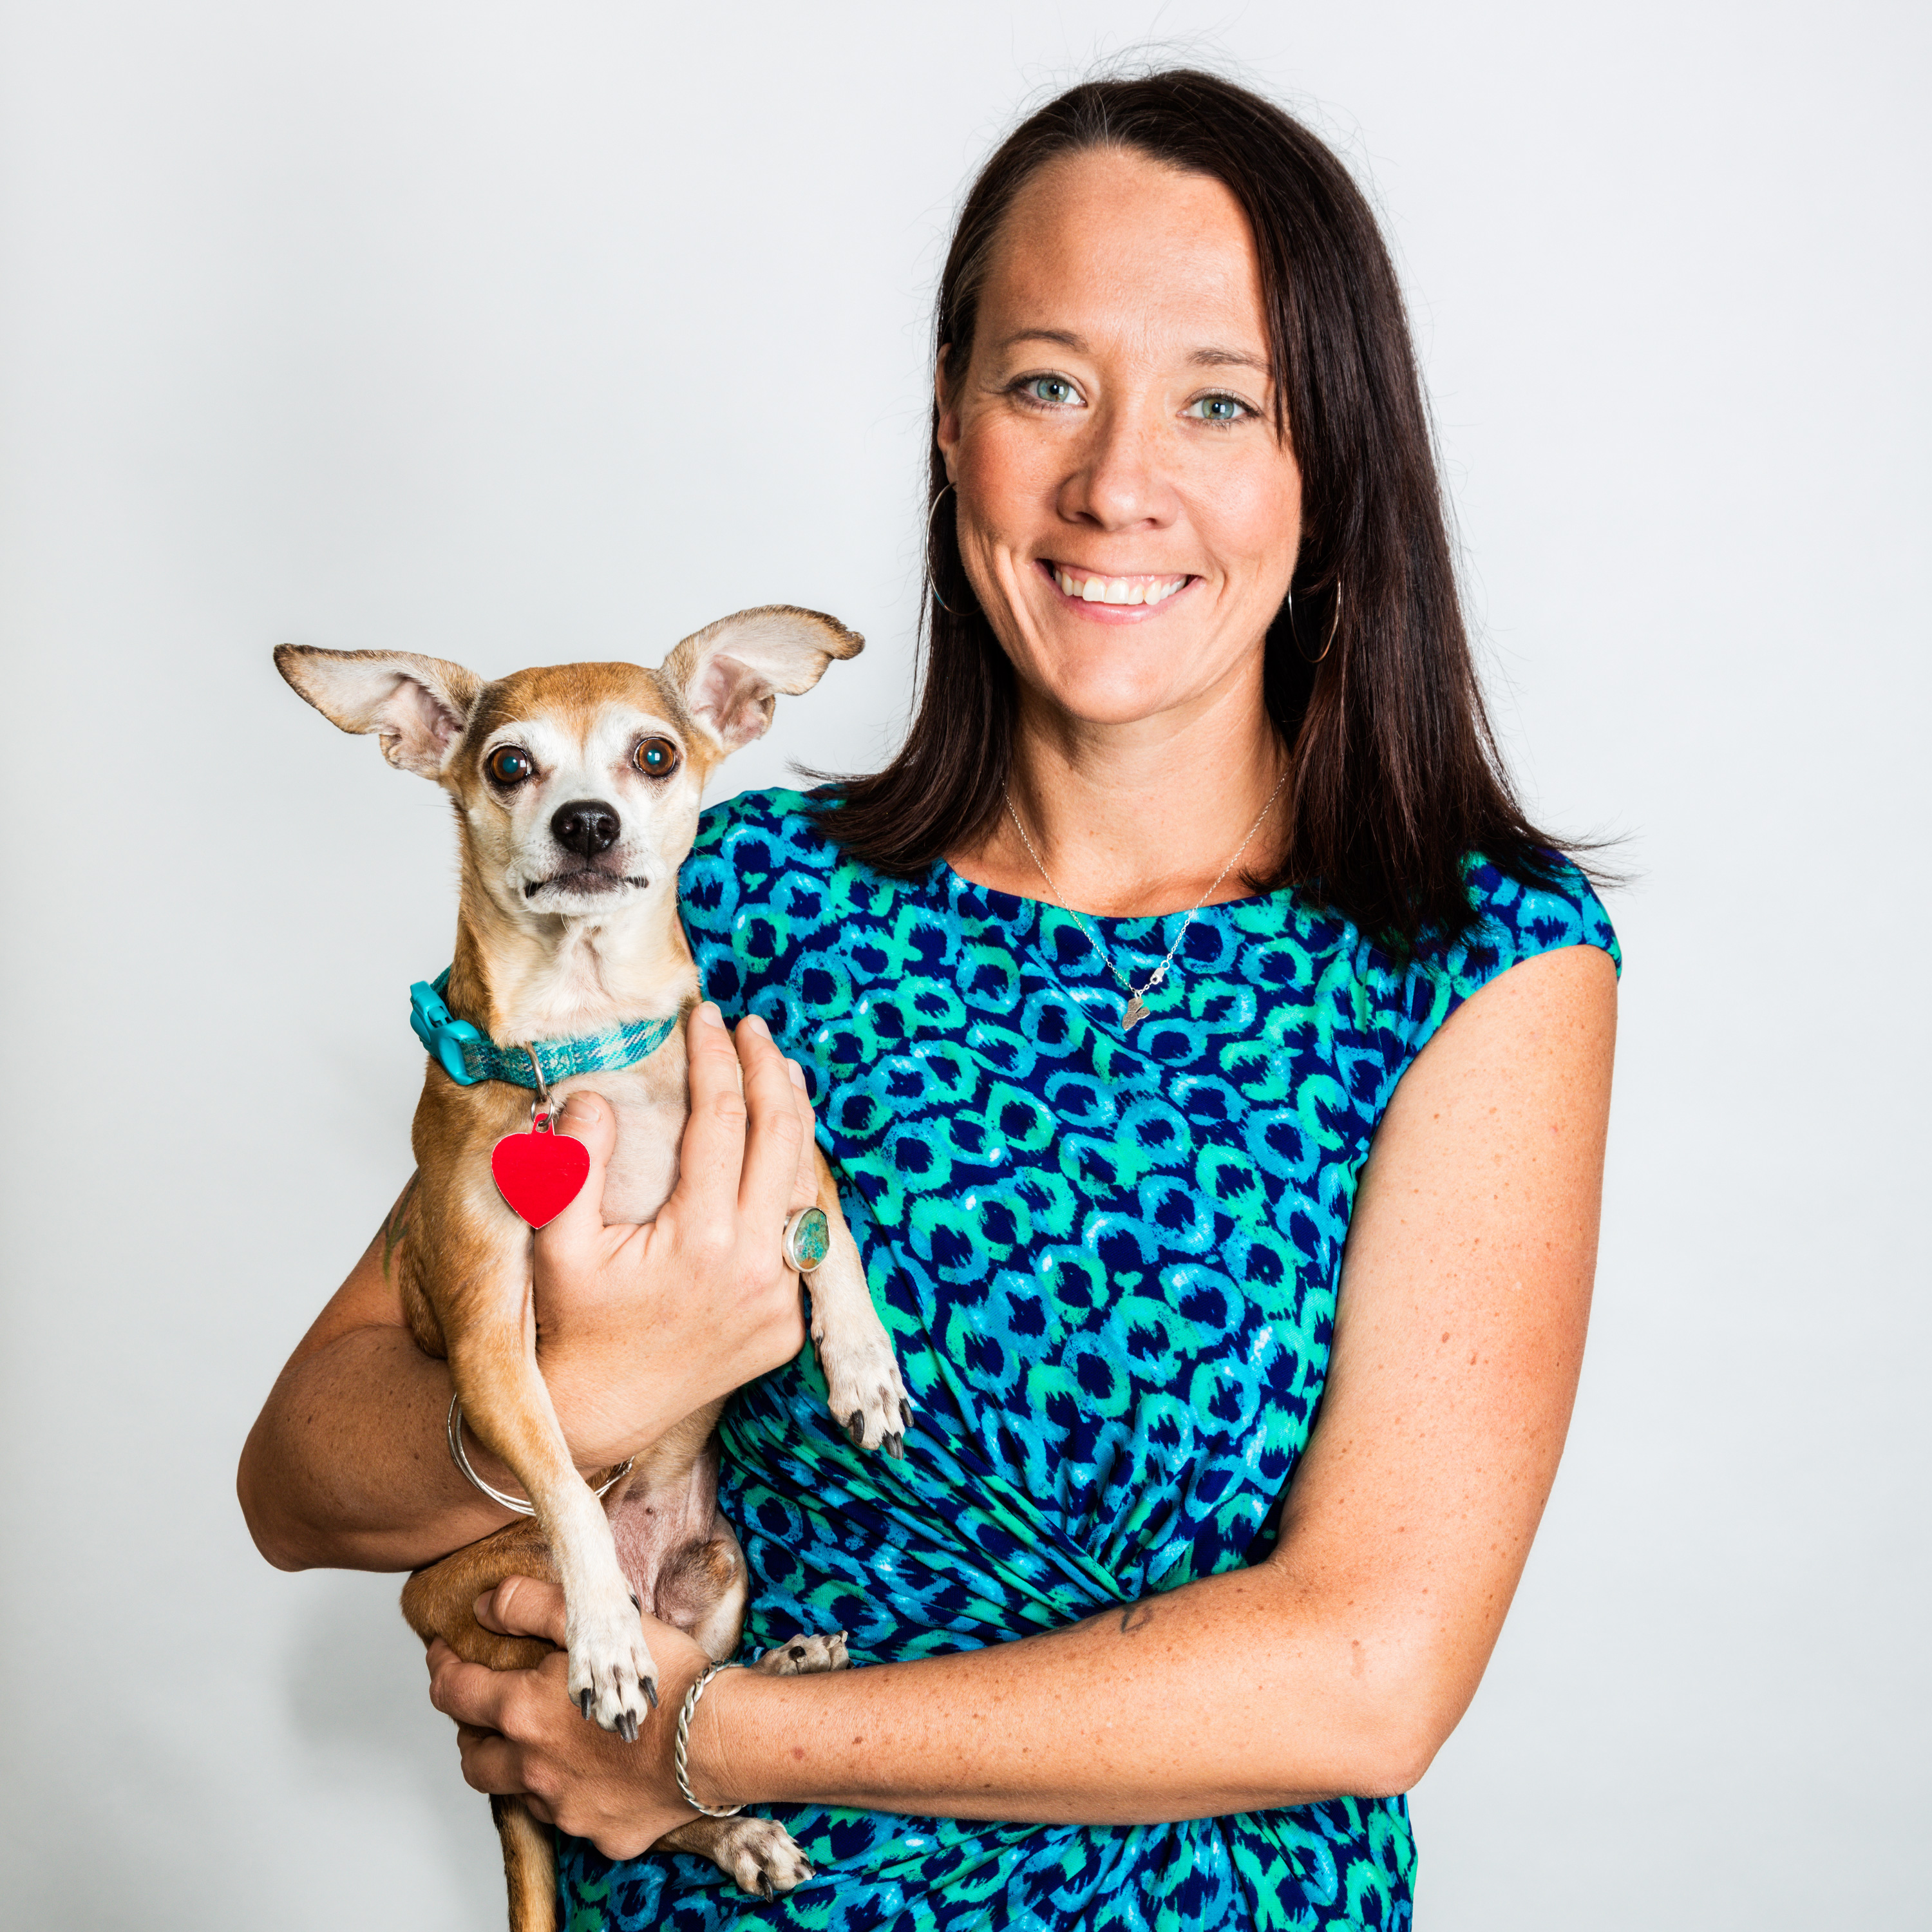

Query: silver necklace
<box><xmin>1002</xmin><ymin>768</ymin><xmax>1289</xmax><ymax>1030</ymax></box>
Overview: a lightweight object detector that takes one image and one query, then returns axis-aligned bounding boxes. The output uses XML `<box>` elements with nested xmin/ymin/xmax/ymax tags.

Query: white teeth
<box><xmin>1054</xmin><ymin>567</ymin><xmax>1187</xmax><ymax>605</ymax></box>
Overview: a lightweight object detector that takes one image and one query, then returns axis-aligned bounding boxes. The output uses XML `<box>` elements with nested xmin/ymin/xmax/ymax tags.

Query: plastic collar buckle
<box><xmin>409</xmin><ymin>976</ymin><xmax>484</xmax><ymax>1086</ymax></box>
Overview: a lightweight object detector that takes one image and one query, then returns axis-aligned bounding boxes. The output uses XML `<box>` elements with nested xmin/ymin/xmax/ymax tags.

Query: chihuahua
<box><xmin>276</xmin><ymin>607</ymin><xmax>910</xmax><ymax>1925</ymax></box>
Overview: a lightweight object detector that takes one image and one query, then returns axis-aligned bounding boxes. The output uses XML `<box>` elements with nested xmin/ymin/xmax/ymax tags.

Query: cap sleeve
<box><xmin>1387</xmin><ymin>855</ymin><xmax>1621</xmax><ymax>1068</ymax></box>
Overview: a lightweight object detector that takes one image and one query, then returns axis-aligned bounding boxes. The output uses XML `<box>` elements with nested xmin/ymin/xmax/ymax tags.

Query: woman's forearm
<box><xmin>697</xmin><ymin>1562</ymin><xmax>1447</xmax><ymax>1824</ymax></box>
<box><xmin>238</xmin><ymin>1313</ymin><xmax>730</xmax><ymax>1573</ymax></box>
<box><xmin>238</xmin><ymin>1320</ymin><xmax>519</xmax><ymax>1571</ymax></box>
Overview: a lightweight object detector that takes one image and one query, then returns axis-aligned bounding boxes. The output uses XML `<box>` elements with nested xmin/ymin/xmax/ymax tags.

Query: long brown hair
<box><xmin>812</xmin><ymin>69</ymin><xmax>1576</xmax><ymax>949</ymax></box>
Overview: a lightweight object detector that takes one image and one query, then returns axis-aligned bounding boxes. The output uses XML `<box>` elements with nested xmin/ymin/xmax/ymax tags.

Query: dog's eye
<box><xmin>634</xmin><ymin>737</ymin><xmax>680</xmax><ymax>780</ymax></box>
<box><xmin>487</xmin><ymin>746</ymin><xmax>535</xmax><ymax>786</ymax></box>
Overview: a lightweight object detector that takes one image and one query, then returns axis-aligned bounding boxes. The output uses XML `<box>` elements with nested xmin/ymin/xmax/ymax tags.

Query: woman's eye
<box><xmin>1022</xmin><ymin>375</ymin><xmax>1081</xmax><ymax>406</ymax></box>
<box><xmin>634</xmin><ymin>737</ymin><xmax>681</xmax><ymax>779</ymax></box>
<box><xmin>487</xmin><ymin>746</ymin><xmax>535</xmax><ymax>786</ymax></box>
<box><xmin>1186</xmin><ymin>393</ymin><xmax>1251</xmax><ymax>424</ymax></box>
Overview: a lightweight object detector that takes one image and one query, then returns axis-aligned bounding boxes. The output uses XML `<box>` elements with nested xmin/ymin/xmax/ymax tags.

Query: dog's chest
<box><xmin>554</xmin><ymin>1041</ymin><xmax>690</xmax><ymax>1227</ymax></box>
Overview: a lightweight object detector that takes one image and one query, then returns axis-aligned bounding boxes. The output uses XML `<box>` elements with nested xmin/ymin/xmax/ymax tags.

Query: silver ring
<box><xmin>446</xmin><ymin>1394</ymin><xmax>633</xmax><ymax>1516</ymax></box>
<box><xmin>782</xmin><ymin>1206</ymin><xmax>830</xmax><ymax>1274</ymax></box>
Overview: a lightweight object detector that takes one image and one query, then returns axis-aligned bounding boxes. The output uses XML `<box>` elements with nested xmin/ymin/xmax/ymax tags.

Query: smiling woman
<box><xmin>831</xmin><ymin>74</ymin><xmax>1564</xmax><ymax>949</ymax></box>
<box><xmin>240</xmin><ymin>66</ymin><xmax>1618</xmax><ymax>1932</ymax></box>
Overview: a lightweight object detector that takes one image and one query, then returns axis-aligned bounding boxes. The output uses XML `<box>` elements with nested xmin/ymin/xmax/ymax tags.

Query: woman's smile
<box><xmin>1039</xmin><ymin>560</ymin><xmax>1197</xmax><ymax>618</ymax></box>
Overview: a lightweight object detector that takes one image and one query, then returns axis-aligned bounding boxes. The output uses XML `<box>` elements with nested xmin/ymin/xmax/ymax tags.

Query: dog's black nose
<box><xmin>551</xmin><ymin>799</ymin><xmax>621</xmax><ymax>858</ymax></box>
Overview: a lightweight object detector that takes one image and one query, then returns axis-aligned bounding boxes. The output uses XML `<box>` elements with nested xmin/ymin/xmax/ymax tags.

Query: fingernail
<box><xmin>786</xmin><ymin>1058</ymin><xmax>806</xmax><ymax>1088</ymax></box>
<box><xmin>561</xmin><ymin>1090</ymin><xmax>596</xmax><ymax>1119</ymax></box>
<box><xmin>743</xmin><ymin>1013</ymin><xmax>770</xmax><ymax>1039</ymax></box>
<box><xmin>696</xmin><ymin>1001</ymin><xmax>724</xmax><ymax>1028</ymax></box>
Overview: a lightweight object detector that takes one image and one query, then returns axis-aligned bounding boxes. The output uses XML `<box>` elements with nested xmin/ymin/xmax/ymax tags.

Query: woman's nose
<box><xmin>1056</xmin><ymin>403</ymin><xmax>1176</xmax><ymax>530</ymax></box>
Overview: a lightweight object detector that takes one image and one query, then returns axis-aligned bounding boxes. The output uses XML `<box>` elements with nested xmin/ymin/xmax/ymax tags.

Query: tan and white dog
<box><xmin>276</xmin><ymin>607</ymin><xmax>910</xmax><ymax>1925</ymax></box>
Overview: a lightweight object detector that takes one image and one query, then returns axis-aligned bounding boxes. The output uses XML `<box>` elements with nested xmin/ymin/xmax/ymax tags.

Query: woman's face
<box><xmin>936</xmin><ymin>146</ymin><xmax>1301</xmax><ymax>736</ymax></box>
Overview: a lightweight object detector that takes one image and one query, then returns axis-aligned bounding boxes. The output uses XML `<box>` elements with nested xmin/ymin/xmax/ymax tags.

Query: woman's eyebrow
<box><xmin>1191</xmin><ymin>346</ymin><xmax>1269</xmax><ymax>373</ymax></box>
<box><xmin>994</xmin><ymin>328</ymin><xmax>1268</xmax><ymax>376</ymax></box>
<box><xmin>998</xmin><ymin>327</ymin><xmax>1086</xmax><ymax>354</ymax></box>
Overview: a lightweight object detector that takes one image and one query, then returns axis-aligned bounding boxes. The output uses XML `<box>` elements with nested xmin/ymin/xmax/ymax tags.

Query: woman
<box><xmin>240</xmin><ymin>70</ymin><xmax>1617</xmax><ymax>1931</ymax></box>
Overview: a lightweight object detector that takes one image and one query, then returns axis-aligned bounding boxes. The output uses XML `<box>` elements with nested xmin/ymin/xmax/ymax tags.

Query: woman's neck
<box><xmin>950</xmin><ymin>687</ymin><xmax>1290</xmax><ymax>918</ymax></box>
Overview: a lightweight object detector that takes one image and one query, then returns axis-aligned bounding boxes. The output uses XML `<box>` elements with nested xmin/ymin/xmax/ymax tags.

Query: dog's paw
<box><xmin>819</xmin><ymin>1325</ymin><xmax>913</xmax><ymax>1458</ymax></box>
<box><xmin>565</xmin><ymin>1589</ymin><xmax>659</xmax><ymax>1741</ymax></box>
<box><xmin>752</xmin><ymin>1630</ymin><xmax>850</xmax><ymax>1676</ymax></box>
<box><xmin>707</xmin><ymin>1815</ymin><xmax>817</xmax><ymax>1896</ymax></box>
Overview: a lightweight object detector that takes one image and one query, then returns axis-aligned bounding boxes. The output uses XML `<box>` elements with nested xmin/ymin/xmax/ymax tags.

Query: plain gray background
<box><xmin>3</xmin><ymin>1</ymin><xmax>1926</xmax><ymax>1925</ymax></box>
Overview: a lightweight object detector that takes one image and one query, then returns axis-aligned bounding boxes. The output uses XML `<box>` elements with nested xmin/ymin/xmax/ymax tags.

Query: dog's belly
<box><xmin>606</xmin><ymin>1406</ymin><xmax>744</xmax><ymax>1655</ymax></box>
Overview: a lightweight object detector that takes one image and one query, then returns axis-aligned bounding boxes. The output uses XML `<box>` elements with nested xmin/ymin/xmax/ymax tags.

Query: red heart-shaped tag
<box><xmin>491</xmin><ymin>1122</ymin><xmax>590</xmax><ymax>1229</ymax></box>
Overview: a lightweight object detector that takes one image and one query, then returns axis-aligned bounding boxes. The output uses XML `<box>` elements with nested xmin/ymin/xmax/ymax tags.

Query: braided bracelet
<box><xmin>674</xmin><ymin>1662</ymin><xmax>744</xmax><ymax>1817</ymax></box>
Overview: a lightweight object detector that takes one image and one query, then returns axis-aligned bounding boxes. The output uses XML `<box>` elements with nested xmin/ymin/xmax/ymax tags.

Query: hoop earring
<box><xmin>926</xmin><ymin>483</ymin><xmax>969</xmax><ymax>616</ymax></box>
<box><xmin>1287</xmin><ymin>579</ymin><xmax>1343</xmax><ymax>666</ymax></box>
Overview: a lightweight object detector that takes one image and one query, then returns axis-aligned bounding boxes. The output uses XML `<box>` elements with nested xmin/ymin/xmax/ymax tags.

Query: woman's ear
<box><xmin>934</xmin><ymin>346</ymin><xmax>960</xmax><ymax>481</ymax></box>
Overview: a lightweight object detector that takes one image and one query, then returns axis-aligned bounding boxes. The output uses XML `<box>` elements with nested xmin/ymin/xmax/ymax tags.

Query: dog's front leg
<box><xmin>806</xmin><ymin>1149</ymin><xmax>913</xmax><ymax>1456</ymax></box>
<box><xmin>445</xmin><ymin>1243</ymin><xmax>660</xmax><ymax>1736</ymax></box>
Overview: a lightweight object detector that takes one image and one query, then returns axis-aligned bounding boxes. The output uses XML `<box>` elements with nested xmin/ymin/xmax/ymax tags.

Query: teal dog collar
<box><xmin>409</xmin><ymin>969</ymin><xmax>677</xmax><ymax>1089</ymax></box>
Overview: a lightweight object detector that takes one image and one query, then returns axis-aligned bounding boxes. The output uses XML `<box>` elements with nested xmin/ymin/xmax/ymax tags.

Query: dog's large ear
<box><xmin>274</xmin><ymin>645</ymin><xmax>483</xmax><ymax>779</ymax></box>
<box><xmin>661</xmin><ymin>605</ymin><xmax>864</xmax><ymax>754</ymax></box>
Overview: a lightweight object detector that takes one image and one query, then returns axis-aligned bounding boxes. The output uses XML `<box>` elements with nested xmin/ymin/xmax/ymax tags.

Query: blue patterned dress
<box><xmin>558</xmin><ymin>788</ymin><xmax>1618</xmax><ymax>1932</ymax></box>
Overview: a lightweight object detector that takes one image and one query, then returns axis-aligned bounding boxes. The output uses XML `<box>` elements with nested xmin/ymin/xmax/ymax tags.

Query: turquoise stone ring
<box><xmin>782</xmin><ymin>1206</ymin><xmax>830</xmax><ymax>1273</ymax></box>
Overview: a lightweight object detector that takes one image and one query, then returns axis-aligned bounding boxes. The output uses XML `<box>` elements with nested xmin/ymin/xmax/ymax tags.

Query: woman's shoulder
<box><xmin>687</xmin><ymin>783</ymin><xmax>837</xmax><ymax>876</ymax></box>
<box><xmin>1443</xmin><ymin>851</ymin><xmax>1622</xmax><ymax>989</ymax></box>
<box><xmin>1378</xmin><ymin>852</ymin><xmax>1620</xmax><ymax>1063</ymax></box>
<box><xmin>679</xmin><ymin>786</ymin><xmax>909</xmax><ymax>987</ymax></box>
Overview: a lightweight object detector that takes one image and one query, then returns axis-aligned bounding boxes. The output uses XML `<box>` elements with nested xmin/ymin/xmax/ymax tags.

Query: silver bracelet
<box><xmin>673</xmin><ymin>1662</ymin><xmax>744</xmax><ymax>1817</ymax></box>
<box><xmin>445</xmin><ymin>1393</ymin><xmax>634</xmax><ymax>1517</ymax></box>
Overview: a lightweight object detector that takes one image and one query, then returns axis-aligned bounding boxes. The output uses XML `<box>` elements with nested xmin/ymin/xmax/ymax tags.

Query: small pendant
<box><xmin>491</xmin><ymin>1113</ymin><xmax>590</xmax><ymax>1228</ymax></box>
<box><xmin>1121</xmin><ymin>994</ymin><xmax>1149</xmax><ymax>1030</ymax></box>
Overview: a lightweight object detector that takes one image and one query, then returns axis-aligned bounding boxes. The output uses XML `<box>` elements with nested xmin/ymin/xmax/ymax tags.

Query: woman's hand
<box><xmin>427</xmin><ymin>1576</ymin><xmax>740</xmax><ymax>1859</ymax></box>
<box><xmin>236</xmin><ymin>1001</ymin><xmax>819</xmax><ymax>1573</ymax></box>
<box><xmin>533</xmin><ymin>1004</ymin><xmax>820</xmax><ymax>1468</ymax></box>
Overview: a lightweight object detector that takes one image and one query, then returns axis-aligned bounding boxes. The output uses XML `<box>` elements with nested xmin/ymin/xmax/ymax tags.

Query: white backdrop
<box><xmin>3</xmin><ymin>3</ymin><xmax>1926</xmax><ymax>1926</ymax></box>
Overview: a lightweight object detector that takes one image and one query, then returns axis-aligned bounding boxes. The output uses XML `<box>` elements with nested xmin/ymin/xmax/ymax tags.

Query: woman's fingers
<box><xmin>677</xmin><ymin>1001</ymin><xmax>808</xmax><ymax>1237</ymax></box>
<box><xmin>787</xmin><ymin>1059</ymin><xmax>821</xmax><ymax>1215</ymax></box>
<box><xmin>474</xmin><ymin>1575</ymin><xmax>568</xmax><ymax>1645</ymax></box>
<box><xmin>735</xmin><ymin>1013</ymin><xmax>805</xmax><ymax>1220</ymax></box>
<box><xmin>456</xmin><ymin>1723</ymin><xmax>529</xmax><ymax>1798</ymax></box>
<box><xmin>427</xmin><ymin>1637</ymin><xmax>519</xmax><ymax>1733</ymax></box>
<box><xmin>676</xmin><ymin>1002</ymin><xmax>752</xmax><ymax>1230</ymax></box>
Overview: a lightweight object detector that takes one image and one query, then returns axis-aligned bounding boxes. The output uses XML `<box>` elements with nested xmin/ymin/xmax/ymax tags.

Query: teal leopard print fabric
<box><xmin>558</xmin><ymin>788</ymin><xmax>1618</xmax><ymax>1931</ymax></box>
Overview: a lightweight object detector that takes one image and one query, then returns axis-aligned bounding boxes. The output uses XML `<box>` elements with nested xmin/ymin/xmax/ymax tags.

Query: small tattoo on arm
<box><xmin>1119</xmin><ymin>1604</ymin><xmax>1154</xmax><ymax>1635</ymax></box>
<box><xmin>381</xmin><ymin>1173</ymin><xmax>419</xmax><ymax>1282</ymax></box>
